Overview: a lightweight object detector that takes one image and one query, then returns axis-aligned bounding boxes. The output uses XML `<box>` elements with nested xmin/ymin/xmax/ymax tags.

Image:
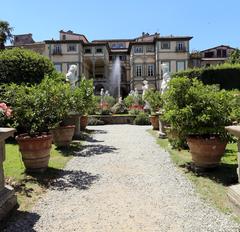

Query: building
<box><xmin>190</xmin><ymin>45</ymin><xmax>236</xmax><ymax>68</ymax></box>
<box><xmin>11</xmin><ymin>30</ymin><xmax>193</xmax><ymax>97</ymax></box>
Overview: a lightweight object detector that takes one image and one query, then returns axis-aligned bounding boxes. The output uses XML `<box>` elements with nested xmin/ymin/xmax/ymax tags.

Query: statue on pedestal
<box><xmin>142</xmin><ymin>80</ymin><xmax>150</xmax><ymax>110</ymax></box>
<box><xmin>66</xmin><ymin>65</ymin><xmax>78</xmax><ymax>89</ymax></box>
<box><xmin>160</xmin><ymin>63</ymin><xmax>171</xmax><ymax>94</ymax></box>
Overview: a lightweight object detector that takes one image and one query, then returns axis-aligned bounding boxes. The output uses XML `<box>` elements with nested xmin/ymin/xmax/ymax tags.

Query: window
<box><xmin>161</xmin><ymin>61</ymin><xmax>171</xmax><ymax>73</ymax></box>
<box><xmin>96</xmin><ymin>48</ymin><xmax>103</xmax><ymax>54</ymax></box>
<box><xmin>119</xmin><ymin>55</ymin><xmax>126</xmax><ymax>61</ymax></box>
<box><xmin>161</xmin><ymin>42</ymin><xmax>170</xmax><ymax>49</ymax></box>
<box><xmin>67</xmin><ymin>44</ymin><xmax>77</xmax><ymax>52</ymax></box>
<box><xmin>222</xmin><ymin>50</ymin><xmax>227</xmax><ymax>57</ymax></box>
<box><xmin>176</xmin><ymin>42</ymin><xmax>185</xmax><ymax>51</ymax></box>
<box><xmin>95</xmin><ymin>74</ymin><xmax>104</xmax><ymax>78</ymax></box>
<box><xmin>147</xmin><ymin>64</ymin><xmax>154</xmax><ymax>76</ymax></box>
<box><xmin>136</xmin><ymin>65</ymin><xmax>142</xmax><ymax>77</ymax></box>
<box><xmin>176</xmin><ymin>61</ymin><xmax>185</xmax><ymax>71</ymax></box>
<box><xmin>111</xmin><ymin>43</ymin><xmax>125</xmax><ymax>49</ymax></box>
<box><xmin>134</xmin><ymin>46</ymin><xmax>143</xmax><ymax>53</ymax></box>
<box><xmin>146</xmin><ymin>45</ymin><xmax>155</xmax><ymax>53</ymax></box>
<box><xmin>217</xmin><ymin>49</ymin><xmax>227</xmax><ymax>58</ymax></box>
<box><xmin>53</xmin><ymin>44</ymin><xmax>62</xmax><ymax>54</ymax></box>
<box><xmin>54</xmin><ymin>63</ymin><xmax>62</xmax><ymax>72</ymax></box>
<box><xmin>205</xmin><ymin>52</ymin><xmax>214</xmax><ymax>58</ymax></box>
<box><xmin>62</xmin><ymin>35</ymin><xmax>66</xmax><ymax>40</ymax></box>
<box><xmin>84</xmin><ymin>48</ymin><xmax>92</xmax><ymax>54</ymax></box>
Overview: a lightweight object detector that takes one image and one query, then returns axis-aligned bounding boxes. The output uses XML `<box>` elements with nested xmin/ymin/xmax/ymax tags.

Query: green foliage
<box><xmin>123</xmin><ymin>95</ymin><xmax>135</xmax><ymax>108</ymax></box>
<box><xmin>72</xmin><ymin>77</ymin><xmax>95</xmax><ymax>115</ymax></box>
<box><xmin>134</xmin><ymin>112</ymin><xmax>150</xmax><ymax>125</ymax></box>
<box><xmin>229</xmin><ymin>91</ymin><xmax>240</xmax><ymax>123</ymax></box>
<box><xmin>163</xmin><ymin>77</ymin><xmax>233</xmax><ymax>139</ymax></box>
<box><xmin>129</xmin><ymin>109</ymin><xmax>143</xmax><ymax>115</ymax></box>
<box><xmin>0</xmin><ymin>20</ymin><xmax>13</xmax><ymax>49</ymax></box>
<box><xmin>144</xmin><ymin>89</ymin><xmax>163</xmax><ymax>113</ymax></box>
<box><xmin>3</xmin><ymin>75</ymin><xmax>72</xmax><ymax>135</ymax></box>
<box><xmin>0</xmin><ymin>48</ymin><xmax>55</xmax><ymax>84</ymax></box>
<box><xmin>227</xmin><ymin>49</ymin><xmax>240</xmax><ymax>64</ymax></box>
<box><xmin>124</xmin><ymin>94</ymin><xmax>144</xmax><ymax>108</ymax></box>
<box><xmin>172</xmin><ymin>63</ymin><xmax>240</xmax><ymax>90</ymax></box>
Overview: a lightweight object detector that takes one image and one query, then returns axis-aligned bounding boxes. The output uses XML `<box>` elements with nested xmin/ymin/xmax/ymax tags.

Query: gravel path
<box><xmin>4</xmin><ymin>125</ymin><xmax>240</xmax><ymax>232</ymax></box>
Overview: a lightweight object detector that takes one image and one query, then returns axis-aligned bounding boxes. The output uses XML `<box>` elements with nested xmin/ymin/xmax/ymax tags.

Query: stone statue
<box><xmin>66</xmin><ymin>65</ymin><xmax>78</xmax><ymax>89</ymax></box>
<box><xmin>142</xmin><ymin>80</ymin><xmax>150</xmax><ymax>110</ymax></box>
<box><xmin>160</xmin><ymin>63</ymin><xmax>171</xmax><ymax>94</ymax></box>
<box><xmin>134</xmin><ymin>87</ymin><xmax>139</xmax><ymax>105</ymax></box>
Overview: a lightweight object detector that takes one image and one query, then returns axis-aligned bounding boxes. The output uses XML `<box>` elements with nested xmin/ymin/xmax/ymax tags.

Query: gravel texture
<box><xmin>4</xmin><ymin>125</ymin><xmax>240</xmax><ymax>232</ymax></box>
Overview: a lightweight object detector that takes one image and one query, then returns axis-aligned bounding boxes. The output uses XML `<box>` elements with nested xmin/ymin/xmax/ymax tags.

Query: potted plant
<box><xmin>72</xmin><ymin>77</ymin><xmax>95</xmax><ymax>130</ymax></box>
<box><xmin>163</xmin><ymin>77</ymin><xmax>233</xmax><ymax>167</ymax></box>
<box><xmin>4</xmin><ymin>75</ymin><xmax>74</xmax><ymax>171</ymax></box>
<box><xmin>144</xmin><ymin>89</ymin><xmax>163</xmax><ymax>130</ymax></box>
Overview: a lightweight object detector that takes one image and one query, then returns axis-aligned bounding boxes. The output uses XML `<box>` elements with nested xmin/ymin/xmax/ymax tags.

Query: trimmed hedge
<box><xmin>172</xmin><ymin>63</ymin><xmax>240</xmax><ymax>90</ymax></box>
<box><xmin>0</xmin><ymin>48</ymin><xmax>55</xmax><ymax>84</ymax></box>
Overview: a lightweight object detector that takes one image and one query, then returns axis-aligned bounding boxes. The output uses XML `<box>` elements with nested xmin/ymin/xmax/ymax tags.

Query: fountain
<box><xmin>110</xmin><ymin>56</ymin><xmax>121</xmax><ymax>99</ymax></box>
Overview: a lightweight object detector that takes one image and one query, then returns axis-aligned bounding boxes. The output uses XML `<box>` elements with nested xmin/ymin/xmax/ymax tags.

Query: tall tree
<box><xmin>0</xmin><ymin>20</ymin><xmax>13</xmax><ymax>50</ymax></box>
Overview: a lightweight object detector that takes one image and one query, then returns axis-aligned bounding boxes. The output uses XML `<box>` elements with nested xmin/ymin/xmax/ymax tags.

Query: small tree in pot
<box><xmin>71</xmin><ymin>77</ymin><xmax>95</xmax><ymax>130</ymax></box>
<box><xmin>163</xmin><ymin>77</ymin><xmax>233</xmax><ymax>167</ymax></box>
<box><xmin>144</xmin><ymin>89</ymin><xmax>163</xmax><ymax>130</ymax></box>
<box><xmin>4</xmin><ymin>75</ymin><xmax>73</xmax><ymax>171</ymax></box>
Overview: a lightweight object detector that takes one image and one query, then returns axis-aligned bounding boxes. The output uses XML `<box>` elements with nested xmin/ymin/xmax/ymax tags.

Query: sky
<box><xmin>1</xmin><ymin>0</ymin><xmax>239</xmax><ymax>51</ymax></box>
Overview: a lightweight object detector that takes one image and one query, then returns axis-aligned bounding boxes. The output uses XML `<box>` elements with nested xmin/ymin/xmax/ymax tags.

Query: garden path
<box><xmin>4</xmin><ymin>125</ymin><xmax>240</xmax><ymax>231</ymax></box>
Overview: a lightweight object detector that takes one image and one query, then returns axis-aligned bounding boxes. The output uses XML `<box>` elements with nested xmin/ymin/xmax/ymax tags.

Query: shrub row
<box><xmin>172</xmin><ymin>63</ymin><xmax>240</xmax><ymax>90</ymax></box>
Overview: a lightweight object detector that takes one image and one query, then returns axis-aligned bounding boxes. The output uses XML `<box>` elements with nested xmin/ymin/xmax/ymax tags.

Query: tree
<box><xmin>0</xmin><ymin>20</ymin><xmax>13</xmax><ymax>50</ymax></box>
<box><xmin>227</xmin><ymin>49</ymin><xmax>240</xmax><ymax>64</ymax></box>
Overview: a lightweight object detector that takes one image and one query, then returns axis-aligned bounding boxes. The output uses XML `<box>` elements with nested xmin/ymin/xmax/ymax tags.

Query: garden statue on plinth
<box><xmin>0</xmin><ymin>128</ymin><xmax>18</xmax><ymax>222</ymax></box>
<box><xmin>160</xmin><ymin>63</ymin><xmax>171</xmax><ymax>94</ymax></box>
<box><xmin>66</xmin><ymin>65</ymin><xmax>80</xmax><ymax>137</ymax></box>
<box><xmin>142</xmin><ymin>80</ymin><xmax>151</xmax><ymax>111</ymax></box>
<box><xmin>159</xmin><ymin>64</ymin><xmax>171</xmax><ymax>138</ymax></box>
<box><xmin>66</xmin><ymin>65</ymin><xmax>78</xmax><ymax>89</ymax></box>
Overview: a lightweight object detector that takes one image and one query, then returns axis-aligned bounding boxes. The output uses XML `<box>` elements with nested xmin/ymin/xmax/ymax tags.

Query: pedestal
<box><xmin>0</xmin><ymin>128</ymin><xmax>18</xmax><ymax>222</ymax></box>
<box><xmin>158</xmin><ymin>113</ymin><xmax>166</xmax><ymax>139</ymax></box>
<box><xmin>225</xmin><ymin>126</ymin><xmax>240</xmax><ymax>215</ymax></box>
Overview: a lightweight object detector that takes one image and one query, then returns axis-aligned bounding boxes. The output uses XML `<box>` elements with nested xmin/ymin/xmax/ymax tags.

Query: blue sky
<box><xmin>1</xmin><ymin>0</ymin><xmax>239</xmax><ymax>51</ymax></box>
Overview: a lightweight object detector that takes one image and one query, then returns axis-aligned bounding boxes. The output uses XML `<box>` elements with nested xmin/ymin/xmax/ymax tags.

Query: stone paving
<box><xmin>4</xmin><ymin>125</ymin><xmax>240</xmax><ymax>232</ymax></box>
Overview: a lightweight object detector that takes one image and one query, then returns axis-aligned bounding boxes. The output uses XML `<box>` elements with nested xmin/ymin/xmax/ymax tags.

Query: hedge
<box><xmin>172</xmin><ymin>63</ymin><xmax>240</xmax><ymax>90</ymax></box>
<box><xmin>0</xmin><ymin>48</ymin><xmax>55</xmax><ymax>84</ymax></box>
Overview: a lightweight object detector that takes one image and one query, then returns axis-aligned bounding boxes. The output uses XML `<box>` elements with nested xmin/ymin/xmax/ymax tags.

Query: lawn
<box><xmin>149</xmin><ymin>130</ymin><xmax>240</xmax><ymax>221</ymax></box>
<box><xmin>3</xmin><ymin>142</ymin><xmax>75</xmax><ymax>211</ymax></box>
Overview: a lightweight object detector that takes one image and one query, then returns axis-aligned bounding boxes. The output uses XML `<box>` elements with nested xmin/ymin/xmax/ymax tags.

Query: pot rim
<box><xmin>16</xmin><ymin>133</ymin><xmax>53</xmax><ymax>141</ymax></box>
<box><xmin>50</xmin><ymin>125</ymin><xmax>76</xmax><ymax>130</ymax></box>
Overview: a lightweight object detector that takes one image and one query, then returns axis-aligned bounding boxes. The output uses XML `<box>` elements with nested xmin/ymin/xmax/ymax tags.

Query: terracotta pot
<box><xmin>187</xmin><ymin>136</ymin><xmax>227</xmax><ymax>168</ymax></box>
<box><xmin>80</xmin><ymin>115</ymin><xmax>88</xmax><ymax>130</ymax></box>
<box><xmin>16</xmin><ymin>134</ymin><xmax>53</xmax><ymax>172</ymax></box>
<box><xmin>149</xmin><ymin>115</ymin><xmax>159</xmax><ymax>130</ymax></box>
<box><xmin>50</xmin><ymin>125</ymin><xmax>75</xmax><ymax>147</ymax></box>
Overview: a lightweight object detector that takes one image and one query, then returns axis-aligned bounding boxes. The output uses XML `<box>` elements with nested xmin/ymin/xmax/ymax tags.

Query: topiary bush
<box><xmin>0</xmin><ymin>48</ymin><xmax>55</xmax><ymax>84</ymax></box>
<box><xmin>134</xmin><ymin>112</ymin><xmax>150</xmax><ymax>125</ymax></box>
